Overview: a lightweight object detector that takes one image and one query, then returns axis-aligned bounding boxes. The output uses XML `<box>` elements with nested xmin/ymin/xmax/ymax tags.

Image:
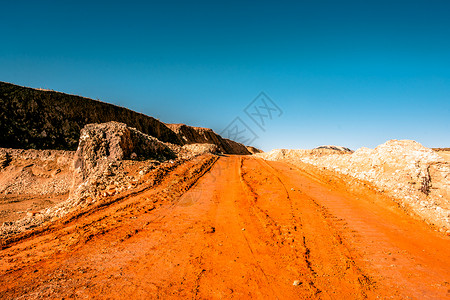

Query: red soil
<box><xmin>1</xmin><ymin>155</ymin><xmax>449</xmax><ymax>299</ymax></box>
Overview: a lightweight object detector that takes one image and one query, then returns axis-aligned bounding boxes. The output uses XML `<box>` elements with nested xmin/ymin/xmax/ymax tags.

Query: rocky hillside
<box><xmin>246</xmin><ymin>146</ymin><xmax>263</xmax><ymax>154</ymax></box>
<box><xmin>257</xmin><ymin>140</ymin><xmax>450</xmax><ymax>232</ymax></box>
<box><xmin>0</xmin><ymin>82</ymin><xmax>182</xmax><ymax>150</ymax></box>
<box><xmin>1</xmin><ymin>121</ymin><xmax>220</xmax><ymax>236</ymax></box>
<box><xmin>0</xmin><ymin>82</ymin><xmax>257</xmax><ymax>154</ymax></box>
<box><xmin>256</xmin><ymin>146</ymin><xmax>351</xmax><ymax>161</ymax></box>
<box><xmin>166</xmin><ymin>123</ymin><xmax>253</xmax><ymax>155</ymax></box>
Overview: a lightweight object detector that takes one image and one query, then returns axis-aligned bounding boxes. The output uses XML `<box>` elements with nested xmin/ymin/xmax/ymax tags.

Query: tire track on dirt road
<box><xmin>255</xmin><ymin>158</ymin><xmax>376</xmax><ymax>297</ymax></box>
<box><xmin>0</xmin><ymin>155</ymin><xmax>449</xmax><ymax>299</ymax></box>
<box><xmin>240</xmin><ymin>157</ymin><xmax>374</xmax><ymax>299</ymax></box>
<box><xmin>263</xmin><ymin>158</ymin><xmax>450</xmax><ymax>299</ymax></box>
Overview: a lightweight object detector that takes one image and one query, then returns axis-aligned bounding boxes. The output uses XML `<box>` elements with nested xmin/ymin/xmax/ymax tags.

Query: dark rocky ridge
<box><xmin>166</xmin><ymin>123</ymin><xmax>253</xmax><ymax>155</ymax></box>
<box><xmin>0</xmin><ymin>81</ymin><xmax>182</xmax><ymax>150</ymax></box>
<box><xmin>0</xmin><ymin>81</ymin><xmax>260</xmax><ymax>154</ymax></box>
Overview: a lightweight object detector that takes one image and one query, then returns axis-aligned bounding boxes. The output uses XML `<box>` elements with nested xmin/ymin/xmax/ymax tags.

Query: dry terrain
<box><xmin>0</xmin><ymin>81</ymin><xmax>254</xmax><ymax>155</ymax></box>
<box><xmin>257</xmin><ymin>141</ymin><xmax>450</xmax><ymax>234</ymax></box>
<box><xmin>0</xmin><ymin>149</ymin><xmax>74</xmax><ymax>223</ymax></box>
<box><xmin>0</xmin><ymin>83</ymin><xmax>449</xmax><ymax>299</ymax></box>
<box><xmin>1</xmin><ymin>154</ymin><xmax>449</xmax><ymax>299</ymax></box>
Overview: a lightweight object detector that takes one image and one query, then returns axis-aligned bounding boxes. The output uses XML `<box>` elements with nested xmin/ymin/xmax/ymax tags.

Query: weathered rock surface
<box><xmin>0</xmin><ymin>121</ymin><xmax>221</xmax><ymax>236</ymax></box>
<box><xmin>0</xmin><ymin>148</ymin><xmax>75</xmax><ymax>224</ymax></box>
<box><xmin>314</xmin><ymin>145</ymin><xmax>352</xmax><ymax>152</ymax></box>
<box><xmin>166</xmin><ymin>123</ymin><xmax>253</xmax><ymax>155</ymax></box>
<box><xmin>0</xmin><ymin>82</ymin><xmax>257</xmax><ymax>155</ymax></box>
<box><xmin>0</xmin><ymin>125</ymin><xmax>170</xmax><ymax>235</ymax></box>
<box><xmin>257</xmin><ymin>140</ymin><xmax>450</xmax><ymax>232</ymax></box>
<box><xmin>73</xmin><ymin>121</ymin><xmax>176</xmax><ymax>184</ymax></box>
<box><xmin>256</xmin><ymin>146</ymin><xmax>351</xmax><ymax>161</ymax></box>
<box><xmin>246</xmin><ymin>146</ymin><xmax>263</xmax><ymax>154</ymax></box>
<box><xmin>0</xmin><ymin>81</ymin><xmax>182</xmax><ymax>150</ymax></box>
<box><xmin>0</xmin><ymin>148</ymin><xmax>74</xmax><ymax>197</ymax></box>
<box><xmin>181</xmin><ymin>143</ymin><xmax>219</xmax><ymax>156</ymax></box>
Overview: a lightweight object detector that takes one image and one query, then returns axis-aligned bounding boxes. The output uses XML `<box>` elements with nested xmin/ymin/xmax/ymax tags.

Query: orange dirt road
<box><xmin>1</xmin><ymin>156</ymin><xmax>449</xmax><ymax>299</ymax></box>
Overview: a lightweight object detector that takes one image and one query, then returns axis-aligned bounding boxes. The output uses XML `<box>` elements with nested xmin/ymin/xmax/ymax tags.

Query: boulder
<box><xmin>73</xmin><ymin>121</ymin><xmax>176</xmax><ymax>183</ymax></box>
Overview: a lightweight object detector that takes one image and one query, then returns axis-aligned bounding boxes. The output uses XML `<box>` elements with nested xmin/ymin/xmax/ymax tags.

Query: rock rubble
<box><xmin>0</xmin><ymin>122</ymin><xmax>220</xmax><ymax>237</ymax></box>
<box><xmin>257</xmin><ymin>140</ymin><xmax>450</xmax><ymax>232</ymax></box>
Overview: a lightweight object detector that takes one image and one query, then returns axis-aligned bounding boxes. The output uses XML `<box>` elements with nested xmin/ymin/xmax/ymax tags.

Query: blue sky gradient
<box><xmin>1</xmin><ymin>0</ymin><xmax>449</xmax><ymax>151</ymax></box>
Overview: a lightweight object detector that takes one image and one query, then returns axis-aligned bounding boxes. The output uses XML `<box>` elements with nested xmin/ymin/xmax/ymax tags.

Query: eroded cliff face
<box><xmin>0</xmin><ymin>82</ymin><xmax>182</xmax><ymax>150</ymax></box>
<box><xmin>246</xmin><ymin>146</ymin><xmax>263</xmax><ymax>154</ymax></box>
<box><xmin>72</xmin><ymin>121</ymin><xmax>177</xmax><ymax>186</ymax></box>
<box><xmin>0</xmin><ymin>82</ymin><xmax>256</xmax><ymax>155</ymax></box>
<box><xmin>0</xmin><ymin>121</ymin><xmax>220</xmax><ymax>236</ymax></box>
<box><xmin>166</xmin><ymin>123</ymin><xmax>253</xmax><ymax>155</ymax></box>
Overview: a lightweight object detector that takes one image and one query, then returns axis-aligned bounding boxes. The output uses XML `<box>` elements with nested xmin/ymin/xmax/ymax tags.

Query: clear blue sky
<box><xmin>1</xmin><ymin>0</ymin><xmax>449</xmax><ymax>151</ymax></box>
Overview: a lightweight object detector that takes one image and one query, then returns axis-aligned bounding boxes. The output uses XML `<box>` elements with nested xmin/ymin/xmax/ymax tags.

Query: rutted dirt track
<box><xmin>1</xmin><ymin>156</ymin><xmax>449</xmax><ymax>299</ymax></box>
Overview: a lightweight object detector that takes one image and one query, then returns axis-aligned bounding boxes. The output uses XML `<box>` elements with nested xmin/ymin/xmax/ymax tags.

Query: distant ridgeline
<box><xmin>0</xmin><ymin>82</ymin><xmax>253</xmax><ymax>154</ymax></box>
